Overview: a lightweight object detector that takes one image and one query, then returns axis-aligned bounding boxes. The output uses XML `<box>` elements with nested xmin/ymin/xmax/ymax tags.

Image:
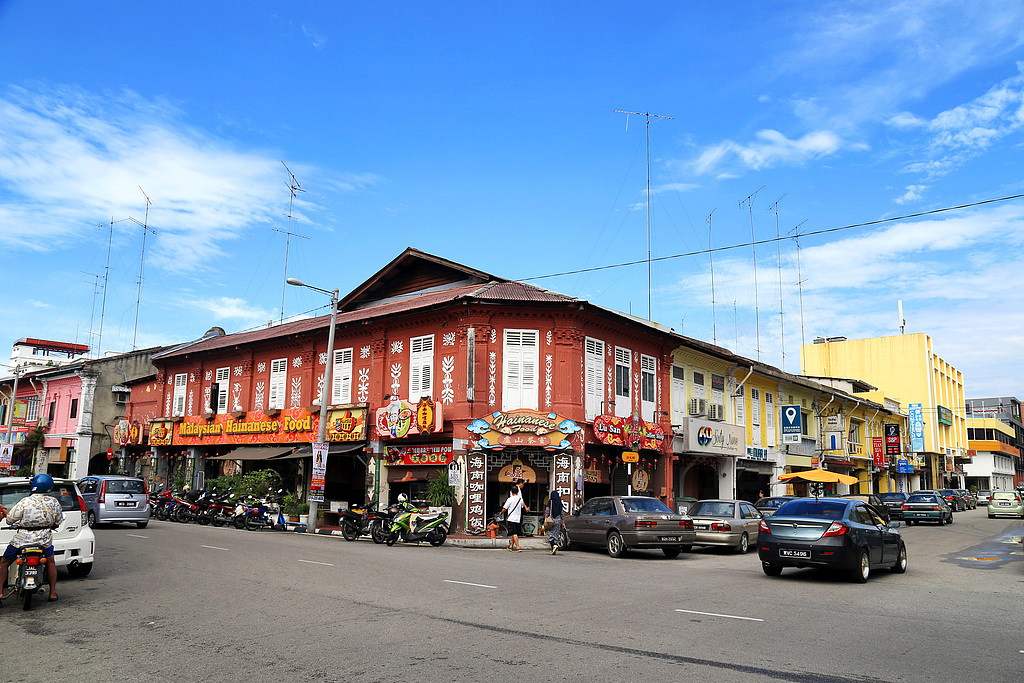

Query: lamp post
<box><xmin>286</xmin><ymin>277</ymin><xmax>339</xmax><ymax>534</ymax></box>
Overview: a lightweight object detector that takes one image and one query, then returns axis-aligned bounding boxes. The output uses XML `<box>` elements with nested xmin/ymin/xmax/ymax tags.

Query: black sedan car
<box><xmin>878</xmin><ymin>492</ymin><xmax>910</xmax><ymax>520</ymax></box>
<box><xmin>758</xmin><ymin>497</ymin><xmax>907</xmax><ymax>582</ymax></box>
<box><xmin>754</xmin><ymin>495</ymin><xmax>799</xmax><ymax>516</ymax></box>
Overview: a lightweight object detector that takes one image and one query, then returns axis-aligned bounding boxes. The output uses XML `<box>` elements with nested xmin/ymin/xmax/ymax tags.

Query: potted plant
<box><xmin>426</xmin><ymin>469</ymin><xmax>455</xmax><ymax>526</ymax></box>
<box><xmin>281</xmin><ymin>492</ymin><xmax>308</xmax><ymax>522</ymax></box>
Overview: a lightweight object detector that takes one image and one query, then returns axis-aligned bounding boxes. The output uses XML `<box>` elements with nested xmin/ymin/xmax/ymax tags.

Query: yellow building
<box><xmin>801</xmin><ymin>333</ymin><xmax>967</xmax><ymax>490</ymax></box>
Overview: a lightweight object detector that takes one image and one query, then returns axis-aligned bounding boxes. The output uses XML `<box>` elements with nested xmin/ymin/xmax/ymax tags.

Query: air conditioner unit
<box><xmin>708</xmin><ymin>404</ymin><xmax>724</xmax><ymax>421</ymax></box>
<box><xmin>689</xmin><ymin>398</ymin><xmax>706</xmax><ymax>416</ymax></box>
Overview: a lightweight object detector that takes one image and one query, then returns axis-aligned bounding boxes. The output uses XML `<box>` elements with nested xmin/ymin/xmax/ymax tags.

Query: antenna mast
<box><xmin>278</xmin><ymin>161</ymin><xmax>308</xmax><ymax>324</ymax></box>
<box><xmin>130</xmin><ymin>186</ymin><xmax>156</xmax><ymax>350</ymax></box>
<box><xmin>707</xmin><ymin>210</ymin><xmax>717</xmax><ymax>345</ymax></box>
<box><xmin>768</xmin><ymin>194</ymin><xmax>787</xmax><ymax>370</ymax></box>
<box><xmin>615</xmin><ymin>109</ymin><xmax>673</xmax><ymax>320</ymax></box>
<box><xmin>81</xmin><ymin>271</ymin><xmax>101</xmax><ymax>357</ymax></box>
<box><xmin>789</xmin><ymin>220</ymin><xmax>808</xmax><ymax>353</ymax></box>
<box><xmin>740</xmin><ymin>186</ymin><xmax>764</xmax><ymax>359</ymax></box>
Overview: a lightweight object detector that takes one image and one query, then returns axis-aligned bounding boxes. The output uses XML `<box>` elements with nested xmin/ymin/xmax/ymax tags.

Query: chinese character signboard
<box><xmin>374</xmin><ymin>398</ymin><xmax>443</xmax><ymax>438</ymax></box>
<box><xmin>149</xmin><ymin>421</ymin><xmax>173</xmax><ymax>447</ymax></box>
<box><xmin>592</xmin><ymin>412</ymin><xmax>666</xmax><ymax>451</ymax></box>
<box><xmin>872</xmin><ymin>437</ymin><xmax>885</xmax><ymax>467</ymax></box>
<box><xmin>384</xmin><ymin>444</ymin><xmax>454</xmax><ymax>466</ymax></box>
<box><xmin>884</xmin><ymin>423</ymin><xmax>901</xmax><ymax>456</ymax></box>
<box><xmin>909</xmin><ymin>404</ymin><xmax>925</xmax><ymax>452</ymax></box>
<box><xmin>466</xmin><ymin>410</ymin><xmax>581</xmax><ymax>450</ymax></box>
<box><xmin>466</xmin><ymin>452</ymin><xmax>486</xmax><ymax>532</ymax></box>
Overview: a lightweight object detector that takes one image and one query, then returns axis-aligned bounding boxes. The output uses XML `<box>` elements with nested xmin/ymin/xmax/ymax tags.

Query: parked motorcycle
<box><xmin>370</xmin><ymin>504</ymin><xmax>400</xmax><ymax>544</ymax></box>
<box><xmin>341</xmin><ymin>502</ymin><xmax>385</xmax><ymax>542</ymax></box>
<box><xmin>385</xmin><ymin>506</ymin><xmax>448</xmax><ymax>547</ymax></box>
<box><xmin>1</xmin><ymin>522</ymin><xmax>50</xmax><ymax>611</ymax></box>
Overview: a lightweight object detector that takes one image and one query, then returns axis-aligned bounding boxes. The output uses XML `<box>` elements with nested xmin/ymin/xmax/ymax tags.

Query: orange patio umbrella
<box><xmin>777</xmin><ymin>469</ymin><xmax>858</xmax><ymax>486</ymax></box>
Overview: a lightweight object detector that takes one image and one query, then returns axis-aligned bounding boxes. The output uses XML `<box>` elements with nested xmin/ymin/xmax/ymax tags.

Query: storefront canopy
<box><xmin>208</xmin><ymin>446</ymin><xmax>296</xmax><ymax>461</ymax></box>
<box><xmin>273</xmin><ymin>442</ymin><xmax>365</xmax><ymax>460</ymax></box>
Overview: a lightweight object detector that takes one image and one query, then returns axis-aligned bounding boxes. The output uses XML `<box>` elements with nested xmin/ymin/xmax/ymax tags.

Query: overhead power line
<box><xmin>521</xmin><ymin>192</ymin><xmax>1024</xmax><ymax>282</ymax></box>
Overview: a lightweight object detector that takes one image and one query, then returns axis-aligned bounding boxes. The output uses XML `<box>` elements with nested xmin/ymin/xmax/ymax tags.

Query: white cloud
<box><xmin>0</xmin><ymin>85</ymin><xmax>379</xmax><ymax>273</ymax></box>
<box><xmin>692</xmin><ymin>129</ymin><xmax>844</xmax><ymax>175</ymax></box>
<box><xmin>187</xmin><ymin>296</ymin><xmax>273</xmax><ymax>325</ymax></box>
<box><xmin>894</xmin><ymin>185</ymin><xmax>927</xmax><ymax>204</ymax></box>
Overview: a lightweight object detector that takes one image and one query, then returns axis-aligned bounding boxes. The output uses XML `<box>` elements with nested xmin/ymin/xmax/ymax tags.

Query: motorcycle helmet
<box><xmin>30</xmin><ymin>473</ymin><xmax>54</xmax><ymax>493</ymax></box>
<box><xmin>397</xmin><ymin>493</ymin><xmax>407</xmax><ymax>503</ymax></box>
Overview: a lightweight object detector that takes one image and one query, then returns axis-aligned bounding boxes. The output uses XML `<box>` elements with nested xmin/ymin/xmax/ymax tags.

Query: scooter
<box><xmin>340</xmin><ymin>501</ymin><xmax>384</xmax><ymax>542</ymax></box>
<box><xmin>385</xmin><ymin>506</ymin><xmax>448</xmax><ymax>547</ymax></box>
<box><xmin>1</xmin><ymin>524</ymin><xmax>50</xmax><ymax>611</ymax></box>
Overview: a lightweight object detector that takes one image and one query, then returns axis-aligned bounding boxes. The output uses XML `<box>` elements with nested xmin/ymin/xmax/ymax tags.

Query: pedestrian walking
<box><xmin>545</xmin><ymin>489</ymin><xmax>564</xmax><ymax>555</ymax></box>
<box><xmin>502</xmin><ymin>485</ymin><xmax>528</xmax><ymax>552</ymax></box>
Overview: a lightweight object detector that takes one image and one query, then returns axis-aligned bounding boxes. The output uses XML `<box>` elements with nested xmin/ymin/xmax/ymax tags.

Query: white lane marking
<box><xmin>200</xmin><ymin>545</ymin><xmax>230</xmax><ymax>551</ymax></box>
<box><xmin>444</xmin><ymin>579</ymin><xmax>497</xmax><ymax>589</ymax></box>
<box><xmin>297</xmin><ymin>559</ymin><xmax>334</xmax><ymax>566</ymax></box>
<box><xmin>675</xmin><ymin>609</ymin><xmax>764</xmax><ymax>622</ymax></box>
<box><xmin>126</xmin><ymin>534</ymin><xmax>149</xmax><ymax>539</ymax></box>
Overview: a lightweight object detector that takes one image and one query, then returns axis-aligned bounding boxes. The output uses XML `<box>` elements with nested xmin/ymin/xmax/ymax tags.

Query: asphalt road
<box><xmin>2</xmin><ymin>508</ymin><xmax>1022</xmax><ymax>683</ymax></box>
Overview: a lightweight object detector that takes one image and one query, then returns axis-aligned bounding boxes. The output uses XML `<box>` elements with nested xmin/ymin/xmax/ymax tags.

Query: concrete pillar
<box><xmin>72</xmin><ymin>369</ymin><xmax>100</xmax><ymax>479</ymax></box>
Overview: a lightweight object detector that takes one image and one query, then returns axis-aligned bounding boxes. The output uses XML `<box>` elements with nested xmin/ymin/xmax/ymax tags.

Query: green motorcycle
<box><xmin>385</xmin><ymin>506</ymin><xmax>449</xmax><ymax>547</ymax></box>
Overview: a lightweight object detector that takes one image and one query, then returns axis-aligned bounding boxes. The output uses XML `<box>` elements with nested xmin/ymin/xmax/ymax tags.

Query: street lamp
<box><xmin>286</xmin><ymin>277</ymin><xmax>339</xmax><ymax>534</ymax></box>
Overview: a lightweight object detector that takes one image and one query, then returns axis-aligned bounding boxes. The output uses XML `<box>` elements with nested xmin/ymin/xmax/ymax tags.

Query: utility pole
<box><xmin>615</xmin><ymin>109</ymin><xmax>673</xmax><ymax>320</ymax></box>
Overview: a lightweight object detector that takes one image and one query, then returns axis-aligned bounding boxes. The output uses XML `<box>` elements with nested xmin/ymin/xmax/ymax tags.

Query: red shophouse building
<box><xmin>125</xmin><ymin>248</ymin><xmax>717</xmax><ymax>531</ymax></box>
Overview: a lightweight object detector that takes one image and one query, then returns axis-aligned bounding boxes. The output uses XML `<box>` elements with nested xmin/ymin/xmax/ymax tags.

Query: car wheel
<box><xmin>937</xmin><ymin>515</ymin><xmax>945</xmax><ymax>526</ymax></box>
<box><xmin>606</xmin><ymin>531</ymin><xmax>626</xmax><ymax>558</ymax></box>
<box><xmin>762</xmin><ymin>562</ymin><xmax>783</xmax><ymax>576</ymax></box>
<box><xmin>891</xmin><ymin>544</ymin><xmax>908</xmax><ymax>573</ymax></box>
<box><xmin>87</xmin><ymin>510</ymin><xmax>96</xmax><ymax>527</ymax></box>
<box><xmin>662</xmin><ymin>546</ymin><xmax>681</xmax><ymax>559</ymax></box>
<box><xmin>735</xmin><ymin>533</ymin><xmax>749</xmax><ymax>554</ymax></box>
<box><xmin>557</xmin><ymin>529</ymin><xmax>570</xmax><ymax>551</ymax></box>
<box><xmin>948</xmin><ymin>514</ymin><xmax>954</xmax><ymax>524</ymax></box>
<box><xmin>851</xmin><ymin>549</ymin><xmax>871</xmax><ymax>583</ymax></box>
<box><xmin>67</xmin><ymin>562</ymin><xmax>93</xmax><ymax>579</ymax></box>
<box><xmin>136</xmin><ymin>521</ymin><xmax>148</xmax><ymax>529</ymax></box>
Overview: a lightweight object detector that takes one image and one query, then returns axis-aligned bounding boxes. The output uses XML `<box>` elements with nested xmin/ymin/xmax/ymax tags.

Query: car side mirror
<box><xmin>888</xmin><ymin>520</ymin><xmax>901</xmax><ymax>529</ymax></box>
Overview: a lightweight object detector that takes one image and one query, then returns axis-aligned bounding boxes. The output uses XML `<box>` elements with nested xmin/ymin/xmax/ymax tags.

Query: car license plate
<box><xmin>658</xmin><ymin>536</ymin><xmax>679</xmax><ymax>542</ymax></box>
<box><xmin>999</xmin><ymin>502</ymin><xmax>1010</xmax><ymax>506</ymax></box>
<box><xmin>694</xmin><ymin>524</ymin><xmax>710</xmax><ymax>530</ymax></box>
<box><xmin>116</xmin><ymin>501</ymin><xmax>132</xmax><ymax>507</ymax></box>
<box><xmin>780</xmin><ymin>549</ymin><xmax>810</xmax><ymax>558</ymax></box>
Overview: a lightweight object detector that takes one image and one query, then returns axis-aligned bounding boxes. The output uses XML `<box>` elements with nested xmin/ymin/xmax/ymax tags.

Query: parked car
<box><xmin>879</xmin><ymin>492</ymin><xmax>910</xmax><ymax>520</ymax></box>
<box><xmin>976</xmin><ymin>489</ymin><xmax>992</xmax><ymax>504</ymax></box>
<box><xmin>754</xmin><ymin>495</ymin><xmax>798</xmax><ymax>516</ymax></box>
<box><xmin>937</xmin><ymin>489</ymin><xmax>967</xmax><ymax>512</ymax></box>
<box><xmin>78</xmin><ymin>475</ymin><xmax>151</xmax><ymax>528</ymax></box>
<box><xmin>838</xmin><ymin>494</ymin><xmax>890</xmax><ymax>523</ymax></box>
<box><xmin>0</xmin><ymin>477</ymin><xmax>96</xmax><ymax>580</ymax></box>
<box><xmin>687</xmin><ymin>499</ymin><xmax>762</xmax><ymax>554</ymax></box>
<box><xmin>902</xmin><ymin>493</ymin><xmax>954</xmax><ymax>525</ymax></box>
<box><xmin>955</xmin><ymin>489</ymin><xmax>977</xmax><ymax>509</ymax></box>
<box><xmin>560</xmin><ymin>496</ymin><xmax>695</xmax><ymax>558</ymax></box>
<box><xmin>987</xmin><ymin>490</ymin><xmax>1024</xmax><ymax>519</ymax></box>
<box><xmin>758</xmin><ymin>497</ymin><xmax>906</xmax><ymax>582</ymax></box>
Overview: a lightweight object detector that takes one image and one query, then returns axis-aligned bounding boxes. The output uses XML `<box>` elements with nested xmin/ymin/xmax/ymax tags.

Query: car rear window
<box><xmin>774</xmin><ymin>499</ymin><xmax>848</xmax><ymax>519</ymax></box>
<box><xmin>991</xmin><ymin>492</ymin><xmax>1019</xmax><ymax>500</ymax></box>
<box><xmin>106</xmin><ymin>479</ymin><xmax>146</xmax><ymax>494</ymax></box>
<box><xmin>907</xmin><ymin>494</ymin><xmax>937</xmax><ymax>503</ymax></box>
<box><xmin>880</xmin><ymin>493</ymin><xmax>905</xmax><ymax>501</ymax></box>
<box><xmin>758</xmin><ymin>497</ymin><xmax>792</xmax><ymax>507</ymax></box>
<box><xmin>621</xmin><ymin>498</ymin><xmax>674</xmax><ymax>514</ymax></box>
<box><xmin>0</xmin><ymin>484</ymin><xmax>80</xmax><ymax>512</ymax></box>
<box><xmin>691</xmin><ymin>501</ymin><xmax>735</xmax><ymax>517</ymax></box>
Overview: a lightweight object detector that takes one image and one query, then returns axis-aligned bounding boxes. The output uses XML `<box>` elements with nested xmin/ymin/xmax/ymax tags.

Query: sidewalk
<box><xmin>295</xmin><ymin>524</ymin><xmax>552</xmax><ymax>549</ymax></box>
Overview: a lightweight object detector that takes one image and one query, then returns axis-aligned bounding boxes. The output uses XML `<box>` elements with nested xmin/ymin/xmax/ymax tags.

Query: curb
<box><xmin>292</xmin><ymin>526</ymin><xmax>553</xmax><ymax>549</ymax></box>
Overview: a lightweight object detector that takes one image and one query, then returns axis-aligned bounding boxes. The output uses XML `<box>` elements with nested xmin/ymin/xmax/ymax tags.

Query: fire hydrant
<box><xmin>486</xmin><ymin>521</ymin><xmax>499</xmax><ymax>539</ymax></box>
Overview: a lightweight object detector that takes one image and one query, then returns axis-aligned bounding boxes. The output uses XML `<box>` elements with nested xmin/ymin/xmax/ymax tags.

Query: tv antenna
<box><xmin>615</xmin><ymin>109</ymin><xmax>673</xmax><ymax>320</ymax></box>
<box><xmin>277</xmin><ymin>161</ymin><xmax>308</xmax><ymax>324</ymax></box>
<box><xmin>127</xmin><ymin>186</ymin><xmax>156</xmax><ymax>350</ymax></box>
<box><xmin>788</xmin><ymin>220</ymin><xmax>808</xmax><ymax>352</ymax></box>
<box><xmin>767</xmin><ymin>193</ymin><xmax>786</xmax><ymax>370</ymax></box>
<box><xmin>707</xmin><ymin>209</ymin><xmax>717</xmax><ymax>345</ymax></box>
<box><xmin>80</xmin><ymin>271</ymin><xmax>101</xmax><ymax>356</ymax></box>
<box><xmin>96</xmin><ymin>216</ymin><xmax>132</xmax><ymax>357</ymax></box>
<box><xmin>740</xmin><ymin>186</ymin><xmax>764</xmax><ymax>359</ymax></box>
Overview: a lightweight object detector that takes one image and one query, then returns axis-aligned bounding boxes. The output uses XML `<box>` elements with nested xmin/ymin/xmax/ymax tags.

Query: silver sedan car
<box><xmin>688</xmin><ymin>499</ymin><xmax>763</xmax><ymax>554</ymax></box>
<box><xmin>561</xmin><ymin>496</ymin><xmax>696</xmax><ymax>558</ymax></box>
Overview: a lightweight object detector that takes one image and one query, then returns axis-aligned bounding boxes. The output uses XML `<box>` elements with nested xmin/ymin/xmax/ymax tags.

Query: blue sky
<box><xmin>2</xmin><ymin>1</ymin><xmax>1023</xmax><ymax>398</ymax></box>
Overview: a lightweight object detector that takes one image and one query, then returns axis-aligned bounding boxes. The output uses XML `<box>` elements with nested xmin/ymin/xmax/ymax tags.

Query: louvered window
<box><xmin>332</xmin><ymin>348</ymin><xmax>353</xmax><ymax>404</ymax></box>
<box><xmin>584</xmin><ymin>337</ymin><xmax>605</xmax><ymax>421</ymax></box>
<box><xmin>614</xmin><ymin>347</ymin><xmax>631</xmax><ymax>418</ymax></box>
<box><xmin>214</xmin><ymin>367</ymin><xmax>230</xmax><ymax>413</ymax></box>
<box><xmin>408</xmin><ymin>335</ymin><xmax>434</xmax><ymax>403</ymax></box>
<box><xmin>502</xmin><ymin>330</ymin><xmax>538</xmax><ymax>411</ymax></box>
<box><xmin>766</xmin><ymin>392</ymin><xmax>776</xmax><ymax>447</ymax></box>
<box><xmin>172</xmin><ymin>373</ymin><xmax>187</xmax><ymax>417</ymax></box>
<box><xmin>268</xmin><ymin>358</ymin><xmax>287</xmax><ymax>410</ymax></box>
<box><xmin>671</xmin><ymin>365</ymin><xmax>686</xmax><ymax>426</ymax></box>
<box><xmin>640</xmin><ymin>354</ymin><xmax>656</xmax><ymax>421</ymax></box>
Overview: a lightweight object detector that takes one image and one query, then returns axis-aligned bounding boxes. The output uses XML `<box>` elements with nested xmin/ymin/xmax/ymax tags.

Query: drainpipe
<box><xmin>731</xmin><ymin>366</ymin><xmax>754</xmax><ymax>396</ymax></box>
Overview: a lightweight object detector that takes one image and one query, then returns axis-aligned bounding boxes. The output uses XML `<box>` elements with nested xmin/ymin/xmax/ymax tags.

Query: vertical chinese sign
<box><xmin>466</xmin><ymin>452</ymin><xmax>486</xmax><ymax>532</ymax></box>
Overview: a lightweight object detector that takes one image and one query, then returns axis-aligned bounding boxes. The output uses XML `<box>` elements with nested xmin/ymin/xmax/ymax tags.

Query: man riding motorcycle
<box><xmin>0</xmin><ymin>474</ymin><xmax>64</xmax><ymax>604</ymax></box>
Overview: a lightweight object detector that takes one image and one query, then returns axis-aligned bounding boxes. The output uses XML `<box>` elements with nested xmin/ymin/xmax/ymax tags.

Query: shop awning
<box><xmin>208</xmin><ymin>446</ymin><xmax>296</xmax><ymax>461</ymax></box>
<box><xmin>272</xmin><ymin>442</ymin><xmax>365</xmax><ymax>460</ymax></box>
